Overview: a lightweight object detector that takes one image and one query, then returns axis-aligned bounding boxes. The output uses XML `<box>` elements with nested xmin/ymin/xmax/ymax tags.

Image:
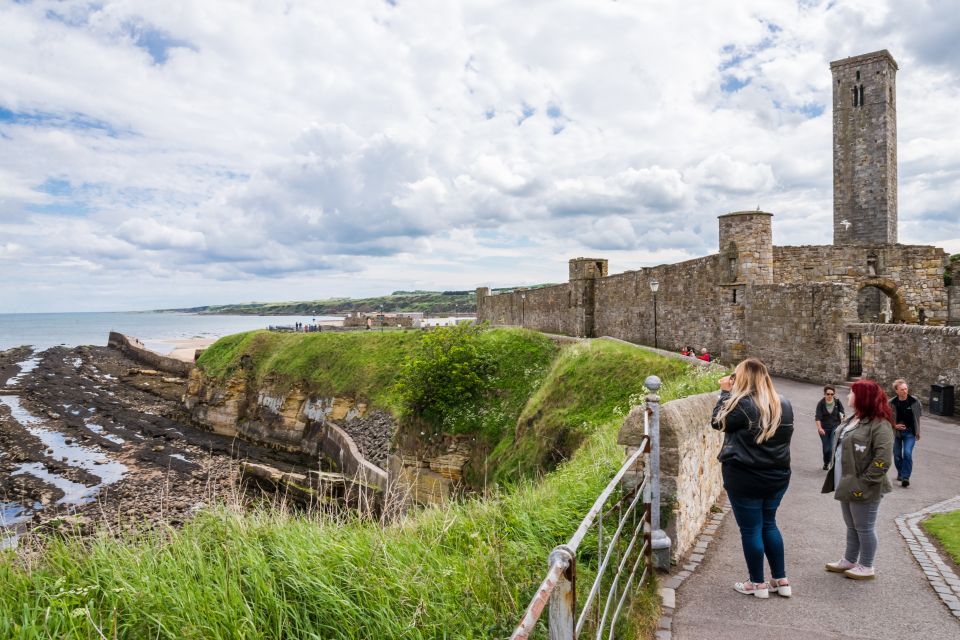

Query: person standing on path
<box><xmin>889</xmin><ymin>378</ymin><xmax>921</xmax><ymax>487</ymax></box>
<box><xmin>712</xmin><ymin>358</ymin><xmax>795</xmax><ymax>599</ymax></box>
<box><xmin>822</xmin><ymin>379</ymin><xmax>894</xmax><ymax>580</ymax></box>
<box><xmin>815</xmin><ymin>385</ymin><xmax>845</xmax><ymax>470</ymax></box>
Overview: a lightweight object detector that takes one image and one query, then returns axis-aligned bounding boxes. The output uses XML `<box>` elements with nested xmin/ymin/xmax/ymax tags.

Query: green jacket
<box><xmin>821</xmin><ymin>416</ymin><xmax>894</xmax><ymax>502</ymax></box>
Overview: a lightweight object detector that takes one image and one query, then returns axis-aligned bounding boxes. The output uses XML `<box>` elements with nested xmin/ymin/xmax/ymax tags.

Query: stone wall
<box><xmin>476</xmin><ymin>226</ymin><xmax>951</xmax><ymax>377</ymax></box>
<box><xmin>592</xmin><ymin>258</ymin><xmax>723</xmax><ymax>355</ymax></box>
<box><xmin>744</xmin><ymin>283</ymin><xmax>858</xmax><ymax>383</ymax></box>
<box><xmin>479</xmin><ymin>283</ymin><xmax>575</xmax><ymax>335</ymax></box>
<box><xmin>854</xmin><ymin>323</ymin><xmax>960</xmax><ymax>415</ymax></box>
<box><xmin>618</xmin><ymin>390</ymin><xmax>724</xmax><ymax>563</ymax></box>
<box><xmin>108</xmin><ymin>332</ymin><xmax>193</xmax><ymax>377</ymax></box>
<box><xmin>773</xmin><ymin>244</ymin><xmax>949</xmax><ymax>323</ymax></box>
<box><xmin>949</xmin><ymin>285</ymin><xmax>960</xmax><ymax>326</ymax></box>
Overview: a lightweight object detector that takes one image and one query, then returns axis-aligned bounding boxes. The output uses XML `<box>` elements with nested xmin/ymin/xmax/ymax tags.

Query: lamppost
<box><xmin>520</xmin><ymin>292</ymin><xmax>526</xmax><ymax>327</ymax></box>
<box><xmin>379</xmin><ymin>306</ymin><xmax>384</xmax><ymax>333</ymax></box>
<box><xmin>649</xmin><ymin>279</ymin><xmax>659</xmax><ymax>349</ymax></box>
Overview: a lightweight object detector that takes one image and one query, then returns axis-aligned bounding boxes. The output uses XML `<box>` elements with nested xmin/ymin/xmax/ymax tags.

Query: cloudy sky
<box><xmin>1</xmin><ymin>0</ymin><xmax>959</xmax><ymax>312</ymax></box>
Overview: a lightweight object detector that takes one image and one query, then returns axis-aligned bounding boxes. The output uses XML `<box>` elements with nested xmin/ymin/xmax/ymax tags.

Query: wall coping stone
<box><xmin>849</xmin><ymin>323</ymin><xmax>960</xmax><ymax>337</ymax></box>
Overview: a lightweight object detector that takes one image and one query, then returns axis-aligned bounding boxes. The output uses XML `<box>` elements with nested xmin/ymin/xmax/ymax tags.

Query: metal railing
<box><xmin>512</xmin><ymin>375</ymin><xmax>664</xmax><ymax>639</ymax></box>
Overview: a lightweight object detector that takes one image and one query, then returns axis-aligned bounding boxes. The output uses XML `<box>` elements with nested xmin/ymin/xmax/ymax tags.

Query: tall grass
<box><xmin>0</xmin><ymin>336</ymin><xmax>720</xmax><ymax>639</ymax></box>
<box><xmin>491</xmin><ymin>339</ymin><xmax>708</xmax><ymax>483</ymax></box>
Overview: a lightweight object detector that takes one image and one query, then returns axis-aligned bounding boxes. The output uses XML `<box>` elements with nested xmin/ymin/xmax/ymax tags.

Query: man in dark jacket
<box><xmin>889</xmin><ymin>379</ymin><xmax>921</xmax><ymax>487</ymax></box>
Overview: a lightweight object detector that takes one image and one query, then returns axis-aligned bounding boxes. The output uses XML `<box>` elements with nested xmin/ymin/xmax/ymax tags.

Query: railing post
<box><xmin>548</xmin><ymin>545</ymin><xmax>576</xmax><ymax>640</ymax></box>
<box><xmin>644</xmin><ymin>375</ymin><xmax>672</xmax><ymax>570</ymax></box>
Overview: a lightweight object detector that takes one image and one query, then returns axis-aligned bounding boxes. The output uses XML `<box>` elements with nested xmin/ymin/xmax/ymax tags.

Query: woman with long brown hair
<box><xmin>712</xmin><ymin>358</ymin><xmax>794</xmax><ymax>599</ymax></box>
<box><xmin>822</xmin><ymin>379</ymin><xmax>894</xmax><ymax>580</ymax></box>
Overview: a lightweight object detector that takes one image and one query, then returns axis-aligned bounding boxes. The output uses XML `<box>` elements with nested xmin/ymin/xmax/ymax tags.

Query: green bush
<box><xmin>394</xmin><ymin>323</ymin><xmax>496</xmax><ymax>425</ymax></box>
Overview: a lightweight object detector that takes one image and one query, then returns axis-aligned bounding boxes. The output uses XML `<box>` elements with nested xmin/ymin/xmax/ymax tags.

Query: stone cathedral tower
<box><xmin>831</xmin><ymin>50</ymin><xmax>898</xmax><ymax>245</ymax></box>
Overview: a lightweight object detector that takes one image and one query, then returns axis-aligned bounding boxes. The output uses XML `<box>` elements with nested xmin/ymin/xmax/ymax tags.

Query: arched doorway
<box><xmin>856</xmin><ymin>278</ymin><xmax>911</xmax><ymax>323</ymax></box>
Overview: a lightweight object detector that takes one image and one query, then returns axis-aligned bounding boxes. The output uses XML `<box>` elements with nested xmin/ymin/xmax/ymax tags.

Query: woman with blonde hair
<box><xmin>712</xmin><ymin>358</ymin><xmax>794</xmax><ymax>598</ymax></box>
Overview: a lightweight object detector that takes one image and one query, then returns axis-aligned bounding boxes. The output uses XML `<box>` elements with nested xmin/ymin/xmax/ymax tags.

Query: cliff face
<box><xmin>183</xmin><ymin>369</ymin><xmax>389</xmax><ymax>493</ymax></box>
<box><xmin>183</xmin><ymin>369</ymin><xmax>480</xmax><ymax>505</ymax></box>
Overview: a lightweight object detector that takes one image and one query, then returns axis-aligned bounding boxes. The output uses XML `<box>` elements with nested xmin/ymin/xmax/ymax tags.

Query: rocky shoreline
<box><xmin>0</xmin><ymin>344</ymin><xmax>338</xmax><ymax>544</ymax></box>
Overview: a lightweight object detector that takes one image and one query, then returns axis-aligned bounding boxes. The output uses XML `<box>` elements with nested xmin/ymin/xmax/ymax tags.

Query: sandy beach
<box><xmin>165</xmin><ymin>338</ymin><xmax>218</xmax><ymax>362</ymax></box>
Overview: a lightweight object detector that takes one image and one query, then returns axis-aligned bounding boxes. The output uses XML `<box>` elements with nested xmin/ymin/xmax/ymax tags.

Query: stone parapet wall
<box><xmin>745</xmin><ymin>283</ymin><xmax>857</xmax><ymax>383</ymax></box>
<box><xmin>853</xmin><ymin>323</ymin><xmax>960</xmax><ymax>415</ymax></box>
<box><xmin>618</xmin><ymin>391</ymin><xmax>724</xmax><ymax>563</ymax></box>
<box><xmin>108</xmin><ymin>332</ymin><xmax>193</xmax><ymax>377</ymax></box>
<box><xmin>773</xmin><ymin>244</ymin><xmax>948</xmax><ymax>323</ymax></box>
<box><xmin>592</xmin><ymin>256</ymin><xmax>723</xmax><ymax>354</ymax></box>
<box><xmin>480</xmin><ymin>283</ymin><xmax>574</xmax><ymax>335</ymax></box>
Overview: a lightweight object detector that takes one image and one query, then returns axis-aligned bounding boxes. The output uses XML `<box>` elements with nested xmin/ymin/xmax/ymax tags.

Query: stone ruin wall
<box><xmin>773</xmin><ymin>244</ymin><xmax>949</xmax><ymax>323</ymax></box>
<box><xmin>477</xmin><ymin>229</ymin><xmax>955</xmax><ymax>389</ymax></box>
<box><xmin>855</xmin><ymin>323</ymin><xmax>960</xmax><ymax>415</ymax></box>
<box><xmin>949</xmin><ymin>285</ymin><xmax>960</xmax><ymax>326</ymax></box>
<box><xmin>743</xmin><ymin>283</ymin><xmax>858</xmax><ymax>384</ymax></box>
<box><xmin>592</xmin><ymin>256</ymin><xmax>723</xmax><ymax>355</ymax></box>
<box><xmin>479</xmin><ymin>282</ymin><xmax>574</xmax><ymax>335</ymax></box>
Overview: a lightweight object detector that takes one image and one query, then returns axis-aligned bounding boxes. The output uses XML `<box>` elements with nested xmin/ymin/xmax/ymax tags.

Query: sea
<box><xmin>0</xmin><ymin>312</ymin><xmax>343</xmax><ymax>354</ymax></box>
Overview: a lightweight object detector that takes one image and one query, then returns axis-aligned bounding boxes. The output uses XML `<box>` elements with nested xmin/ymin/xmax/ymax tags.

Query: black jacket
<box><xmin>712</xmin><ymin>391</ymin><xmax>794</xmax><ymax>498</ymax></box>
<box><xmin>815</xmin><ymin>398</ymin><xmax>845</xmax><ymax>430</ymax></box>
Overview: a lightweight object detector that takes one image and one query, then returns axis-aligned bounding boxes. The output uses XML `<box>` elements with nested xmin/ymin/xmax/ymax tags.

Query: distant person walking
<box><xmin>712</xmin><ymin>358</ymin><xmax>794</xmax><ymax>598</ymax></box>
<box><xmin>822</xmin><ymin>379</ymin><xmax>894</xmax><ymax>580</ymax></box>
<box><xmin>815</xmin><ymin>385</ymin><xmax>845</xmax><ymax>470</ymax></box>
<box><xmin>890</xmin><ymin>378</ymin><xmax>921</xmax><ymax>487</ymax></box>
<box><xmin>699</xmin><ymin>348</ymin><xmax>712</xmax><ymax>362</ymax></box>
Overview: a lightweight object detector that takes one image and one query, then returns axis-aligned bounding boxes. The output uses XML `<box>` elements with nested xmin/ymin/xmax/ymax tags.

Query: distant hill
<box><xmin>160</xmin><ymin>286</ymin><xmax>559</xmax><ymax>316</ymax></box>
<box><xmin>160</xmin><ymin>291</ymin><xmax>468</xmax><ymax>316</ymax></box>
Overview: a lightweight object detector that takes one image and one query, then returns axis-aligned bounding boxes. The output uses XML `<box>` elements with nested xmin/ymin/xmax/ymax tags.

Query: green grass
<box><xmin>491</xmin><ymin>339</ymin><xmax>717</xmax><ymax>482</ymax></box>
<box><xmin>197</xmin><ymin>330</ymin><xmax>423</xmax><ymax>407</ymax></box>
<box><xmin>0</xmin><ymin>334</ymin><xmax>719</xmax><ymax>638</ymax></box>
<box><xmin>924</xmin><ymin>510</ymin><xmax>960</xmax><ymax>566</ymax></box>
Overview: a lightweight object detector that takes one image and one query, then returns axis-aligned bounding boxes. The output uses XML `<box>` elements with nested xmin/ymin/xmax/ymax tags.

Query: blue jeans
<box><xmin>727</xmin><ymin>488</ymin><xmax>787</xmax><ymax>583</ymax></box>
<box><xmin>893</xmin><ymin>431</ymin><xmax>916</xmax><ymax>480</ymax></box>
<box><xmin>820</xmin><ymin>427</ymin><xmax>835</xmax><ymax>465</ymax></box>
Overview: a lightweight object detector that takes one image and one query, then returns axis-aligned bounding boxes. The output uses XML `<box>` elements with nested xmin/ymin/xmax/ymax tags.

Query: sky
<box><xmin>1</xmin><ymin>0</ymin><xmax>959</xmax><ymax>313</ymax></box>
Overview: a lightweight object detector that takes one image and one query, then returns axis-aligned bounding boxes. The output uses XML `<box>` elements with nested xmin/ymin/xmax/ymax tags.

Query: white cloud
<box><xmin>0</xmin><ymin>0</ymin><xmax>958</xmax><ymax>312</ymax></box>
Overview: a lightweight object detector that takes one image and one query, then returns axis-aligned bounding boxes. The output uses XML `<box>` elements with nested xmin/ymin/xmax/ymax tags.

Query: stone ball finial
<box><xmin>644</xmin><ymin>375</ymin><xmax>662</xmax><ymax>392</ymax></box>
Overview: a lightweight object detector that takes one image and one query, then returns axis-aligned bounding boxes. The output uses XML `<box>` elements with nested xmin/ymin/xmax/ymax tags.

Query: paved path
<box><xmin>671</xmin><ymin>377</ymin><xmax>960</xmax><ymax>640</ymax></box>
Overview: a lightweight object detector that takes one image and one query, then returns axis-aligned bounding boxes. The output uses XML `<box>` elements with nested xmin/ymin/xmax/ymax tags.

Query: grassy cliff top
<box><xmin>196</xmin><ymin>328</ymin><xmax>558</xmax><ymax>417</ymax></box>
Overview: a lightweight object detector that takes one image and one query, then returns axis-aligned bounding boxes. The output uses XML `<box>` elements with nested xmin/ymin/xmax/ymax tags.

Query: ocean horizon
<box><xmin>0</xmin><ymin>312</ymin><xmax>342</xmax><ymax>354</ymax></box>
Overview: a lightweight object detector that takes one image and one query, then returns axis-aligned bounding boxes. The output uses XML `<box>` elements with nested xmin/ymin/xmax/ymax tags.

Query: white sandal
<box><xmin>768</xmin><ymin>578</ymin><xmax>792</xmax><ymax>597</ymax></box>
<box><xmin>733</xmin><ymin>580</ymin><xmax>769</xmax><ymax>598</ymax></box>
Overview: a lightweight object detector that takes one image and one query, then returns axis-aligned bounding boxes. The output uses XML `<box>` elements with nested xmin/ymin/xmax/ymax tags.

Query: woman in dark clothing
<box><xmin>712</xmin><ymin>358</ymin><xmax>795</xmax><ymax>599</ymax></box>
<box><xmin>815</xmin><ymin>385</ymin><xmax>845</xmax><ymax>470</ymax></box>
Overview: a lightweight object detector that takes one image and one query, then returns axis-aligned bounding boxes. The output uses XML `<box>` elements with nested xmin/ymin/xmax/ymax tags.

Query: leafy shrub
<box><xmin>393</xmin><ymin>323</ymin><xmax>496</xmax><ymax>426</ymax></box>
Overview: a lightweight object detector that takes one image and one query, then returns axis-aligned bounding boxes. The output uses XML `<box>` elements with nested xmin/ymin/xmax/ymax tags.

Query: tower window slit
<box><xmin>859</xmin><ymin>85</ymin><xmax>865</xmax><ymax>107</ymax></box>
